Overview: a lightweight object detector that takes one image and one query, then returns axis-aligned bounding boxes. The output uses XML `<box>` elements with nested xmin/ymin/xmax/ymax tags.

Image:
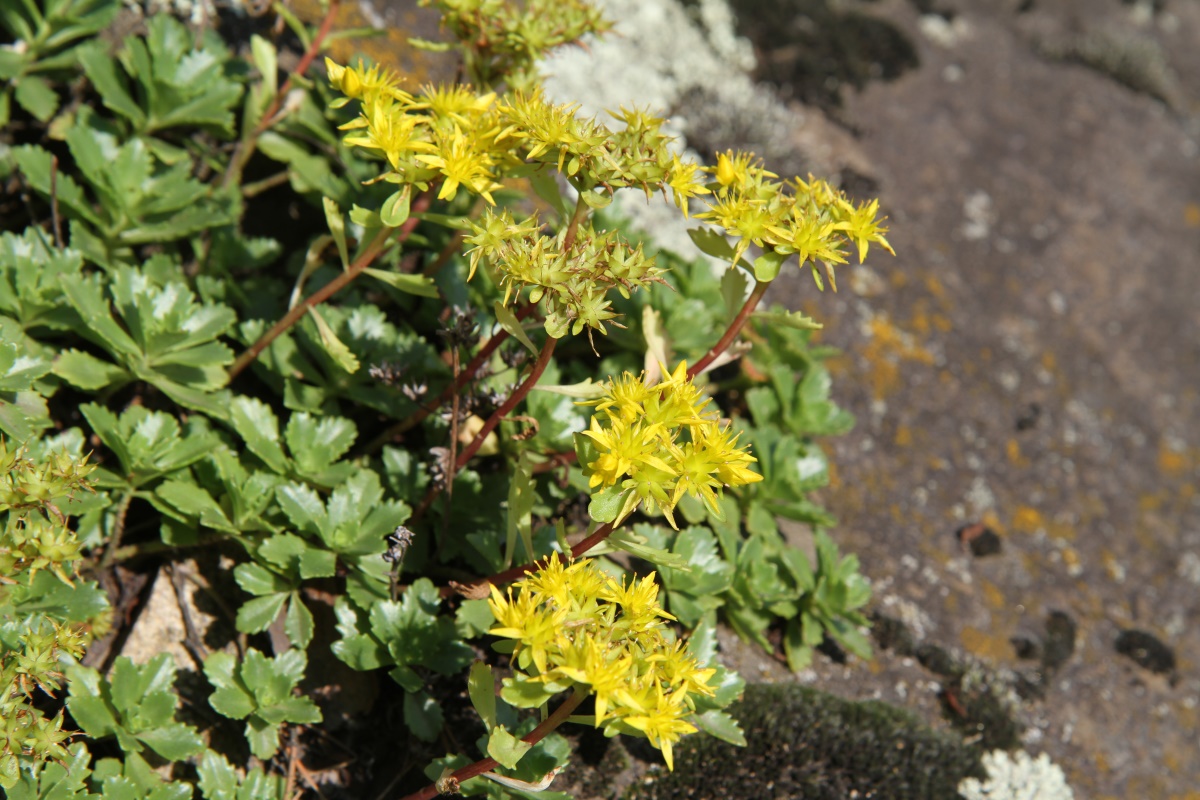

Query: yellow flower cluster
<box><xmin>328</xmin><ymin>60</ymin><xmax>509</xmax><ymax>204</ymax></box>
<box><xmin>327</xmin><ymin>62</ymin><xmax>708</xmax><ymax>211</ymax></box>
<box><xmin>696</xmin><ymin>150</ymin><xmax>895</xmax><ymax>289</ymax></box>
<box><xmin>579</xmin><ymin>362</ymin><xmax>762</xmax><ymax>527</ymax></box>
<box><xmin>488</xmin><ymin>554</ymin><xmax>715</xmax><ymax>769</ymax></box>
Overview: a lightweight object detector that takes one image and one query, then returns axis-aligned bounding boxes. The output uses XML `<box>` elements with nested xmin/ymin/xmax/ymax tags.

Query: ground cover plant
<box><xmin>0</xmin><ymin>0</ymin><xmax>892</xmax><ymax>796</ymax></box>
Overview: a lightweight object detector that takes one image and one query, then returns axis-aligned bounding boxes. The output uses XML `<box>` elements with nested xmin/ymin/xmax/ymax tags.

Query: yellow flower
<box><xmin>601</xmin><ymin>571</ymin><xmax>676</xmax><ymax>634</ymax></box>
<box><xmin>580</xmin><ymin>416</ymin><xmax>673</xmax><ymax>489</ymax></box>
<box><xmin>834</xmin><ymin>197</ymin><xmax>895</xmax><ymax>263</ymax></box>
<box><xmin>325</xmin><ymin>58</ymin><xmax>411</xmax><ymax>106</ymax></box>
<box><xmin>621</xmin><ymin>687</ymin><xmax>697</xmax><ymax>771</ymax></box>
<box><xmin>411</xmin><ymin>83</ymin><xmax>496</xmax><ymax>128</ymax></box>
<box><xmin>341</xmin><ymin>97</ymin><xmax>435</xmax><ymax>171</ymax></box>
<box><xmin>665</xmin><ymin>154</ymin><xmax>710</xmax><ymax>216</ymax></box>
<box><xmin>415</xmin><ymin>127</ymin><xmax>504</xmax><ymax>204</ymax></box>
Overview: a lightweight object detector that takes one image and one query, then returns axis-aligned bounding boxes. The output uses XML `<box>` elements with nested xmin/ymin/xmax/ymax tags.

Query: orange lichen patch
<box><xmin>894</xmin><ymin>424</ymin><xmax>913</xmax><ymax>447</ymax></box>
<box><xmin>1041</xmin><ymin>351</ymin><xmax>1057</xmax><ymax>372</ymax></box>
<box><xmin>1185</xmin><ymin>203</ymin><xmax>1200</xmax><ymax>228</ymax></box>
<box><xmin>1139</xmin><ymin>491</ymin><xmax>1168</xmax><ymax>513</ymax></box>
<box><xmin>1046</xmin><ymin>520</ymin><xmax>1076</xmax><ymax>542</ymax></box>
<box><xmin>981</xmin><ymin>509</ymin><xmax>1005</xmax><ymax>535</ymax></box>
<box><xmin>960</xmin><ymin>626</ymin><xmax>1013</xmax><ymax>662</ymax></box>
<box><xmin>1060</xmin><ymin>545</ymin><xmax>1081</xmax><ymax>574</ymax></box>
<box><xmin>978</xmin><ymin>579</ymin><xmax>1005</xmax><ymax>611</ymax></box>
<box><xmin>923</xmin><ymin>274</ymin><xmax>948</xmax><ymax>303</ymax></box>
<box><xmin>290</xmin><ymin>0</ymin><xmax>453</xmax><ymax>86</ymax></box>
<box><xmin>1101</xmin><ymin>548</ymin><xmax>1124</xmax><ymax>582</ymax></box>
<box><xmin>1011</xmin><ymin>505</ymin><xmax>1045</xmax><ymax>534</ymax></box>
<box><xmin>1158</xmin><ymin>442</ymin><xmax>1191</xmax><ymax>477</ymax></box>
<box><xmin>859</xmin><ymin>314</ymin><xmax>935</xmax><ymax>399</ymax></box>
<box><xmin>1005</xmin><ymin>438</ymin><xmax>1029</xmax><ymax>468</ymax></box>
<box><xmin>942</xmin><ymin>591</ymin><xmax>959</xmax><ymax>614</ymax></box>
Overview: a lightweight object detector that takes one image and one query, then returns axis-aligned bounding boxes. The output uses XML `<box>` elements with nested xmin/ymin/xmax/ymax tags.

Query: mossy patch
<box><xmin>624</xmin><ymin>683</ymin><xmax>983</xmax><ymax>799</ymax></box>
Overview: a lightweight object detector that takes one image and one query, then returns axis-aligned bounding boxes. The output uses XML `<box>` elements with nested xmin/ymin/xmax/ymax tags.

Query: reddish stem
<box><xmin>228</xmin><ymin>192</ymin><xmax>432</xmax><ymax>380</ymax></box>
<box><xmin>456</xmin><ymin>335</ymin><xmax>557</xmax><ymax>471</ymax></box>
<box><xmin>447</xmin><ymin>519</ymin><xmax>615</xmax><ymax>598</ymax></box>
<box><xmin>687</xmin><ymin>279</ymin><xmax>769</xmax><ymax>378</ymax></box>
<box><xmin>360</xmin><ymin>304</ymin><xmax>538</xmax><ymax>454</ymax></box>
<box><xmin>397</xmin><ymin>690</ymin><xmax>585</xmax><ymax>800</ymax></box>
<box><xmin>223</xmin><ymin>0</ymin><xmax>342</xmax><ymax>189</ymax></box>
<box><xmin>410</xmin><ymin>334</ymin><xmax>558</xmax><ymax>523</ymax></box>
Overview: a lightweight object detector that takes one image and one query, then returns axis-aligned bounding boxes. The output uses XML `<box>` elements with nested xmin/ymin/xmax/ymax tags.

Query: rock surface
<box><xmin>749</xmin><ymin>1</ymin><xmax>1200</xmax><ymax>798</ymax></box>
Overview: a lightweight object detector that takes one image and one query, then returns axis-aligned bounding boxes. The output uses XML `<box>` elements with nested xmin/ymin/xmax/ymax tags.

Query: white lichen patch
<box><xmin>538</xmin><ymin>0</ymin><xmax>780</xmax><ymax>259</ymax></box>
<box><xmin>1177</xmin><ymin>552</ymin><xmax>1200</xmax><ymax>585</ymax></box>
<box><xmin>919</xmin><ymin>14</ymin><xmax>973</xmax><ymax>48</ymax></box>
<box><xmin>958</xmin><ymin>749</ymin><xmax>1074</xmax><ymax>800</ymax></box>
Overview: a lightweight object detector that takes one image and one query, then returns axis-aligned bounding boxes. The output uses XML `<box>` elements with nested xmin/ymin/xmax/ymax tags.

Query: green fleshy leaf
<box><xmin>307</xmin><ymin>306</ymin><xmax>360</xmax><ymax>373</ymax></box>
<box><xmin>587</xmin><ymin>483</ymin><xmax>627</xmax><ymax>524</ymax></box>
<box><xmin>380</xmin><ymin>185</ymin><xmax>411</xmax><ymax>227</ymax></box>
<box><xmin>363</xmin><ymin>268</ymin><xmax>439</xmax><ymax>297</ymax></box>
<box><xmin>137</xmin><ymin>722</ymin><xmax>205</xmax><ymax>761</ymax></box>
<box><xmin>486</xmin><ymin>725</ymin><xmax>533</xmax><ymax>769</ymax></box>
<box><xmin>752</xmin><ymin>308</ymin><xmax>822</xmax><ymax>331</ymax></box>
<box><xmin>284</xmin><ymin>594</ymin><xmax>314</xmax><ymax>649</ymax></box>
<box><xmin>752</xmin><ymin>249</ymin><xmax>787</xmax><ymax>282</ymax></box>
<box><xmin>691</xmin><ymin>710</ymin><xmax>746</xmax><ymax>746</ymax></box>
<box><xmin>404</xmin><ymin>691</ymin><xmax>444</xmax><ymax>743</ymax></box>
<box><xmin>494</xmin><ymin>300</ymin><xmax>537</xmax><ymax>355</ymax></box>
<box><xmin>468</xmin><ymin>661</ymin><xmax>497</xmax><ymax>732</ymax></box>
<box><xmin>323</xmin><ymin>196</ymin><xmax>349</xmax><ymax>269</ymax></box>
<box><xmin>229</xmin><ymin>396</ymin><xmax>289</xmax><ymax>474</ymax></box>
<box><xmin>687</xmin><ymin>227</ymin><xmax>735</xmax><ymax>260</ymax></box>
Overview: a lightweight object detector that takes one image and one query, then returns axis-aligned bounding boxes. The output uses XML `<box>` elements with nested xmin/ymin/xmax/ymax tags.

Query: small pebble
<box><xmin>1114</xmin><ymin>629</ymin><xmax>1175</xmax><ymax>674</ymax></box>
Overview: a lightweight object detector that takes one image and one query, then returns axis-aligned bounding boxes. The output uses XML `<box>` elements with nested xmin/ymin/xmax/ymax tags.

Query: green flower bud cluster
<box><xmin>0</xmin><ymin>441</ymin><xmax>94</xmax><ymax>585</ymax></box>
<box><xmin>418</xmin><ymin>0</ymin><xmax>612</xmax><ymax>91</ymax></box>
<box><xmin>1</xmin><ymin>622</ymin><xmax>87</xmax><ymax>785</ymax></box>
<box><xmin>465</xmin><ymin>208</ymin><xmax>664</xmax><ymax>340</ymax></box>
<box><xmin>0</xmin><ymin>442</ymin><xmax>98</xmax><ymax>787</ymax></box>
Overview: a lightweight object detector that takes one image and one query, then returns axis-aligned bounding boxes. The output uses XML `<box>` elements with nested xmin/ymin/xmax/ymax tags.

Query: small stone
<box><xmin>1042</xmin><ymin>611</ymin><xmax>1077</xmax><ymax>673</ymax></box>
<box><xmin>1114</xmin><ymin>629</ymin><xmax>1176</xmax><ymax>674</ymax></box>
<box><xmin>957</xmin><ymin>523</ymin><xmax>1002</xmax><ymax>557</ymax></box>
<box><xmin>871</xmin><ymin>612</ymin><xmax>916</xmax><ymax>656</ymax></box>
<box><xmin>1010</xmin><ymin>635</ymin><xmax>1041</xmax><ymax>661</ymax></box>
<box><xmin>916</xmin><ymin>643</ymin><xmax>962</xmax><ymax>678</ymax></box>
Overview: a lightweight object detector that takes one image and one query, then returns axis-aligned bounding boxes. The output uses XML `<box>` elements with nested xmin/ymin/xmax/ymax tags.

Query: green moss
<box><xmin>624</xmin><ymin>683</ymin><xmax>983</xmax><ymax>799</ymax></box>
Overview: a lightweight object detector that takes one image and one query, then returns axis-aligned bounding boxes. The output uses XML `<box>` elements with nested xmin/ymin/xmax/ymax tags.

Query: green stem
<box><xmin>687</xmin><ymin>278</ymin><xmax>769</xmax><ymax>378</ymax></box>
<box><xmin>99</xmin><ymin>490</ymin><xmax>134</xmax><ymax>570</ymax></box>
<box><xmin>397</xmin><ymin>689</ymin><xmax>586</xmax><ymax>800</ymax></box>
